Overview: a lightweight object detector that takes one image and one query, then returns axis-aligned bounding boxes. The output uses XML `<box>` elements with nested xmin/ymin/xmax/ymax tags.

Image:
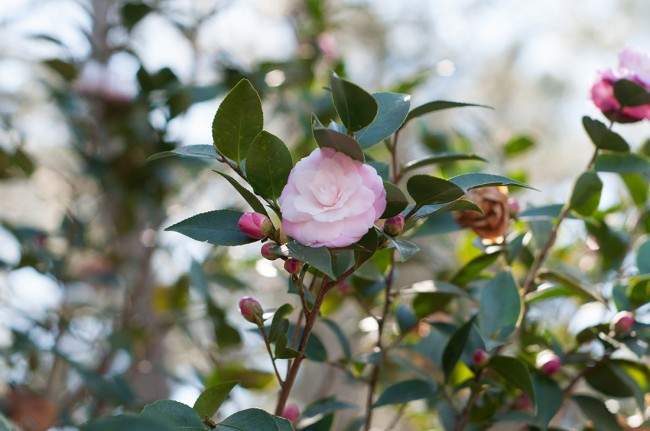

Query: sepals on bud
<box><xmin>261</xmin><ymin>243</ymin><xmax>281</xmax><ymax>260</ymax></box>
<box><xmin>536</xmin><ymin>351</ymin><xmax>561</xmax><ymax>376</ymax></box>
<box><xmin>611</xmin><ymin>310</ymin><xmax>634</xmax><ymax>335</ymax></box>
<box><xmin>238</xmin><ymin>212</ymin><xmax>273</xmax><ymax>240</ymax></box>
<box><xmin>281</xmin><ymin>404</ymin><xmax>300</xmax><ymax>425</ymax></box>
<box><xmin>239</xmin><ymin>297</ymin><xmax>263</xmax><ymax>325</ymax></box>
<box><xmin>383</xmin><ymin>214</ymin><xmax>405</xmax><ymax>237</ymax></box>
<box><xmin>472</xmin><ymin>348</ymin><xmax>489</xmax><ymax>369</ymax></box>
<box><xmin>284</xmin><ymin>258</ymin><xmax>302</xmax><ymax>275</ymax></box>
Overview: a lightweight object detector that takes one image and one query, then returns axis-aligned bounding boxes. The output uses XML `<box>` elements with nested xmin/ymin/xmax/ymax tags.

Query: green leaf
<box><xmin>637</xmin><ymin>237</ymin><xmax>650</xmax><ymax>274</ymax></box>
<box><xmin>402</xmin><ymin>153</ymin><xmax>486</xmax><ymax>173</ymax></box>
<box><xmin>372</xmin><ymin>379</ymin><xmax>437</xmax><ymax>408</ymax></box>
<box><xmin>275</xmin><ymin>333</ymin><xmax>299</xmax><ymax>359</ymax></box>
<box><xmin>534</xmin><ymin>270</ymin><xmax>603</xmax><ymax>303</ymax></box>
<box><xmin>193</xmin><ymin>381</ymin><xmax>238</xmax><ymax>419</ymax></box>
<box><xmin>569</xmin><ymin>171</ymin><xmax>602</xmax><ymax>216</ymax></box>
<box><xmin>148</xmin><ymin>145</ymin><xmax>219</xmax><ymax>162</ymax></box>
<box><xmin>81</xmin><ymin>416</ymin><xmax>176</xmax><ymax>431</ymax></box>
<box><xmin>409</xmin><ymin>199</ymin><xmax>481</xmax><ymax>222</ymax></box>
<box><xmin>208</xmin><ymin>365</ymin><xmax>274</xmax><ymax>390</ymax></box>
<box><xmin>356</xmin><ymin>92</ymin><xmax>411</xmax><ymax>148</ymax></box>
<box><xmin>488</xmin><ymin>356</ymin><xmax>535</xmax><ymax>403</ymax></box>
<box><xmin>582</xmin><ymin>117</ymin><xmax>630</xmax><ymax>152</ymax></box>
<box><xmin>121</xmin><ymin>2</ymin><xmax>153</xmax><ymax>31</ymax></box>
<box><xmin>330</xmin><ymin>73</ymin><xmax>378</xmax><ymax>132</ymax></box>
<box><xmin>214</xmin><ymin>171</ymin><xmax>269</xmax><ymax>217</ymax></box>
<box><xmin>532</xmin><ymin>374</ymin><xmax>563</xmax><ymax>430</ymax></box>
<box><xmin>626</xmin><ymin>275</ymin><xmax>650</xmax><ymax>309</ymax></box>
<box><xmin>622</xmin><ymin>173</ymin><xmax>649</xmax><ymax>206</ymax></box>
<box><xmin>613</xmin><ymin>79</ymin><xmax>650</xmax><ymax>107</ymax></box>
<box><xmin>246</xmin><ymin>131</ymin><xmax>293</xmax><ymax>200</ymax></box>
<box><xmin>269</xmin><ymin>304</ymin><xmax>295</xmax><ymax>342</ymax></box>
<box><xmin>450</xmin><ymin>173</ymin><xmax>537</xmax><ymax>192</ymax></box>
<box><xmin>595</xmin><ymin>152</ymin><xmax>650</xmax><ymax>173</ymax></box>
<box><xmin>382</xmin><ymin>181</ymin><xmax>408</xmax><ymax>218</ymax></box>
<box><xmin>477</xmin><ymin>270</ymin><xmax>522</xmax><ymax>341</ymax></box>
<box><xmin>322</xmin><ymin>318</ymin><xmax>352</xmax><ymax>359</ymax></box>
<box><xmin>504</xmin><ymin>135</ymin><xmax>535</xmax><ymax>157</ymax></box>
<box><xmin>396</xmin><ymin>304</ymin><xmax>418</xmax><ymax>334</ymax></box>
<box><xmin>217</xmin><ymin>408</ymin><xmax>281</xmax><ymax>431</ymax></box>
<box><xmin>367</xmin><ymin>161</ymin><xmax>390</xmax><ymax>181</ymax></box>
<box><xmin>288</xmin><ymin>324</ymin><xmax>328</xmax><ymax>362</ymax></box>
<box><xmin>303</xmin><ymin>398</ymin><xmax>356</xmax><ymax>419</ymax></box>
<box><xmin>585</xmin><ymin>361</ymin><xmax>636</xmax><ymax>398</ymax></box>
<box><xmin>272</xmin><ymin>241</ymin><xmax>335</xmax><ymax>279</ymax></box>
<box><xmin>403</xmin><ymin>101</ymin><xmax>492</xmax><ymax>126</ymax></box>
<box><xmin>302</xmin><ymin>415</ymin><xmax>333</xmax><ymax>431</ymax></box>
<box><xmin>212</xmin><ymin>79</ymin><xmax>263</xmax><ymax>166</ymax></box>
<box><xmin>165</xmin><ymin>209</ymin><xmax>257</xmax><ymax>246</ymax></box>
<box><xmin>384</xmin><ymin>235</ymin><xmax>420</xmax><ymax>261</ymax></box>
<box><xmin>442</xmin><ymin>317</ymin><xmax>475</xmax><ymax>381</ymax></box>
<box><xmin>406</xmin><ymin>175</ymin><xmax>465</xmax><ymax>207</ymax></box>
<box><xmin>274</xmin><ymin>416</ymin><xmax>295</xmax><ymax>431</ymax></box>
<box><xmin>141</xmin><ymin>400</ymin><xmax>205</xmax><ymax>430</ymax></box>
<box><xmin>572</xmin><ymin>395</ymin><xmax>623</xmax><ymax>431</ymax></box>
<box><xmin>313</xmin><ymin>125</ymin><xmax>365</xmax><ymax>162</ymax></box>
<box><xmin>450</xmin><ymin>252</ymin><xmax>501</xmax><ymax>287</ymax></box>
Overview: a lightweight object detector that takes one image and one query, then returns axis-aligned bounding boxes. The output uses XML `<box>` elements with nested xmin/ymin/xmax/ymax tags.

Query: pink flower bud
<box><xmin>337</xmin><ymin>281</ymin><xmax>352</xmax><ymax>295</ymax></box>
<box><xmin>508</xmin><ymin>198</ymin><xmax>520</xmax><ymax>217</ymax></box>
<box><xmin>238</xmin><ymin>212</ymin><xmax>273</xmax><ymax>240</ymax></box>
<box><xmin>284</xmin><ymin>258</ymin><xmax>302</xmax><ymax>275</ymax></box>
<box><xmin>472</xmin><ymin>349</ymin><xmax>489</xmax><ymax>369</ymax></box>
<box><xmin>239</xmin><ymin>297</ymin><xmax>263</xmax><ymax>325</ymax></box>
<box><xmin>281</xmin><ymin>403</ymin><xmax>300</xmax><ymax>425</ymax></box>
<box><xmin>261</xmin><ymin>243</ymin><xmax>281</xmax><ymax>260</ymax></box>
<box><xmin>611</xmin><ymin>311</ymin><xmax>634</xmax><ymax>335</ymax></box>
<box><xmin>384</xmin><ymin>214</ymin><xmax>405</xmax><ymax>237</ymax></box>
<box><xmin>536</xmin><ymin>351</ymin><xmax>561</xmax><ymax>376</ymax></box>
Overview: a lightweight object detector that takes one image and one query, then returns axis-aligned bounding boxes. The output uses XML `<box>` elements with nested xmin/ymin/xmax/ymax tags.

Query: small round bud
<box><xmin>337</xmin><ymin>281</ymin><xmax>352</xmax><ymax>296</ymax></box>
<box><xmin>536</xmin><ymin>351</ymin><xmax>561</xmax><ymax>376</ymax></box>
<box><xmin>472</xmin><ymin>348</ymin><xmax>489</xmax><ymax>369</ymax></box>
<box><xmin>514</xmin><ymin>393</ymin><xmax>531</xmax><ymax>411</ymax></box>
<box><xmin>238</xmin><ymin>212</ymin><xmax>273</xmax><ymax>240</ymax></box>
<box><xmin>384</xmin><ymin>214</ymin><xmax>405</xmax><ymax>237</ymax></box>
<box><xmin>261</xmin><ymin>243</ymin><xmax>281</xmax><ymax>260</ymax></box>
<box><xmin>611</xmin><ymin>310</ymin><xmax>634</xmax><ymax>335</ymax></box>
<box><xmin>508</xmin><ymin>198</ymin><xmax>520</xmax><ymax>218</ymax></box>
<box><xmin>284</xmin><ymin>258</ymin><xmax>302</xmax><ymax>275</ymax></box>
<box><xmin>281</xmin><ymin>404</ymin><xmax>300</xmax><ymax>425</ymax></box>
<box><xmin>239</xmin><ymin>297</ymin><xmax>263</xmax><ymax>325</ymax></box>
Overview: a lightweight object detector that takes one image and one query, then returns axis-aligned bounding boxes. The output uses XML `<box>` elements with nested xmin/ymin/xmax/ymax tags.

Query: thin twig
<box><xmin>260</xmin><ymin>326</ymin><xmax>285</xmax><ymax>388</ymax></box>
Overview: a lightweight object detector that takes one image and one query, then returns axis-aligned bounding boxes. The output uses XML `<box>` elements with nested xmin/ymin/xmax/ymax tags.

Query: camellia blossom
<box><xmin>279</xmin><ymin>148</ymin><xmax>386</xmax><ymax>248</ymax></box>
<box><xmin>590</xmin><ymin>48</ymin><xmax>650</xmax><ymax>122</ymax></box>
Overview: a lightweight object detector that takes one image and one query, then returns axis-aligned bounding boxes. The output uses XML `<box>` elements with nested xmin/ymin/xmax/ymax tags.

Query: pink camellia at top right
<box><xmin>591</xmin><ymin>48</ymin><xmax>650</xmax><ymax>123</ymax></box>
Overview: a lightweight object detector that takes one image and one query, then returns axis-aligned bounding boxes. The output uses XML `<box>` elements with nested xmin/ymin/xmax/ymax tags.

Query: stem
<box><xmin>260</xmin><ymin>326</ymin><xmax>284</xmax><ymax>388</ymax></box>
<box><xmin>391</xmin><ymin>130</ymin><xmax>401</xmax><ymax>184</ymax></box>
<box><xmin>453</xmin><ymin>372</ymin><xmax>484</xmax><ymax>431</ymax></box>
<box><xmin>386</xmin><ymin>403</ymin><xmax>407</xmax><ymax>430</ymax></box>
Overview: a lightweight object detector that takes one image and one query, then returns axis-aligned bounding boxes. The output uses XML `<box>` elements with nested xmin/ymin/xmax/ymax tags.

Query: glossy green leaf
<box><xmin>637</xmin><ymin>237</ymin><xmax>650</xmax><ymax>274</ymax></box>
<box><xmin>269</xmin><ymin>304</ymin><xmax>295</xmax><ymax>342</ymax></box>
<box><xmin>488</xmin><ymin>356</ymin><xmax>535</xmax><ymax>402</ymax></box>
<box><xmin>582</xmin><ymin>117</ymin><xmax>630</xmax><ymax>152</ymax></box>
<box><xmin>193</xmin><ymin>381</ymin><xmax>238</xmax><ymax>419</ymax></box>
<box><xmin>450</xmin><ymin>173</ymin><xmax>537</xmax><ymax>192</ymax></box>
<box><xmin>322</xmin><ymin>318</ymin><xmax>352</xmax><ymax>359</ymax></box>
<box><xmin>569</xmin><ymin>171</ymin><xmax>602</xmax><ymax>217</ymax></box>
<box><xmin>302</xmin><ymin>414</ymin><xmax>333</xmax><ymax>431</ymax></box>
<box><xmin>384</xmin><ymin>235</ymin><xmax>420</xmax><ymax>261</ymax></box>
<box><xmin>217</xmin><ymin>408</ymin><xmax>281</xmax><ymax>431</ymax></box>
<box><xmin>613</xmin><ymin>360</ymin><xmax>649</xmax><ymax>411</ymax></box>
<box><xmin>215</xmin><ymin>171</ymin><xmax>269</xmax><ymax>217</ymax></box>
<box><xmin>330</xmin><ymin>73</ymin><xmax>378</xmax><ymax>132</ymax></box>
<box><xmin>504</xmin><ymin>135</ymin><xmax>535</xmax><ymax>157</ymax></box>
<box><xmin>402</xmin><ymin>153</ymin><xmax>486</xmax><ymax>173</ymax></box>
<box><xmin>141</xmin><ymin>400</ymin><xmax>205</xmax><ymax>430</ymax></box>
<box><xmin>442</xmin><ymin>317</ymin><xmax>475</xmax><ymax>380</ymax></box>
<box><xmin>165</xmin><ymin>209</ymin><xmax>257</xmax><ymax>246</ymax></box>
<box><xmin>613</xmin><ymin>79</ymin><xmax>650</xmax><ymax>107</ymax></box>
<box><xmin>585</xmin><ymin>361</ymin><xmax>636</xmax><ymax>398</ymax></box>
<box><xmin>275</xmin><ymin>333</ymin><xmax>299</xmax><ymax>359</ymax></box>
<box><xmin>406</xmin><ymin>175</ymin><xmax>465</xmax><ymax>207</ymax></box>
<box><xmin>274</xmin><ymin>416</ymin><xmax>295</xmax><ymax>431</ymax></box>
<box><xmin>572</xmin><ymin>395</ymin><xmax>622</xmax><ymax>431</ymax></box>
<box><xmin>288</xmin><ymin>324</ymin><xmax>328</xmax><ymax>362</ymax></box>
<box><xmin>303</xmin><ymin>398</ymin><xmax>356</xmax><ymax>419</ymax></box>
<box><xmin>313</xmin><ymin>124</ymin><xmax>365</xmax><ymax>162</ymax></box>
<box><xmin>396</xmin><ymin>304</ymin><xmax>418</xmax><ymax>334</ymax></box>
<box><xmin>403</xmin><ymin>100</ymin><xmax>492</xmax><ymax>126</ymax></box>
<box><xmin>212</xmin><ymin>79</ymin><xmax>263</xmax><ymax>165</ymax></box>
<box><xmin>535</xmin><ymin>270</ymin><xmax>603</xmax><ymax>303</ymax></box>
<box><xmin>532</xmin><ymin>374</ymin><xmax>563</xmax><ymax>430</ymax></box>
<box><xmin>450</xmin><ymin>252</ymin><xmax>501</xmax><ymax>287</ymax></box>
<box><xmin>622</xmin><ymin>173</ymin><xmax>649</xmax><ymax>206</ymax></box>
<box><xmin>627</xmin><ymin>275</ymin><xmax>650</xmax><ymax>309</ymax></box>
<box><xmin>478</xmin><ymin>270</ymin><xmax>522</xmax><ymax>341</ymax></box>
<box><xmin>246</xmin><ymin>131</ymin><xmax>293</xmax><ymax>200</ymax></box>
<box><xmin>382</xmin><ymin>181</ymin><xmax>408</xmax><ymax>218</ymax></box>
<box><xmin>408</xmin><ymin>199</ymin><xmax>481</xmax><ymax>222</ymax></box>
<box><xmin>356</xmin><ymin>92</ymin><xmax>410</xmax><ymax>148</ymax></box>
<box><xmin>148</xmin><ymin>144</ymin><xmax>219</xmax><ymax>162</ymax></box>
<box><xmin>595</xmin><ymin>153</ymin><xmax>650</xmax><ymax>173</ymax></box>
<box><xmin>208</xmin><ymin>365</ymin><xmax>274</xmax><ymax>390</ymax></box>
<box><xmin>372</xmin><ymin>379</ymin><xmax>437</xmax><ymax>408</ymax></box>
<box><xmin>273</xmin><ymin>241</ymin><xmax>335</xmax><ymax>279</ymax></box>
<box><xmin>81</xmin><ymin>416</ymin><xmax>176</xmax><ymax>431</ymax></box>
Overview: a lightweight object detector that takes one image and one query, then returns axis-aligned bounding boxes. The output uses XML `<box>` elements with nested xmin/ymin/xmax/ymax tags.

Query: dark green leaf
<box><xmin>372</xmin><ymin>379</ymin><xmax>437</xmax><ymax>408</ymax></box>
<box><xmin>165</xmin><ymin>210</ymin><xmax>257</xmax><ymax>246</ymax></box>
<box><xmin>534</xmin><ymin>270</ymin><xmax>603</xmax><ymax>303</ymax></box>
<box><xmin>217</xmin><ymin>408</ymin><xmax>280</xmax><ymax>431</ymax></box>
<box><xmin>212</xmin><ymin>79</ymin><xmax>263</xmax><ymax>165</ymax></box>
<box><xmin>384</xmin><ymin>235</ymin><xmax>420</xmax><ymax>261</ymax></box>
<box><xmin>275</xmin><ymin>333</ymin><xmax>299</xmax><ymax>359</ymax></box>
<box><xmin>622</xmin><ymin>173</ymin><xmax>649</xmax><ymax>206</ymax></box>
<box><xmin>582</xmin><ymin>117</ymin><xmax>630</xmax><ymax>152</ymax></box>
<box><xmin>382</xmin><ymin>181</ymin><xmax>408</xmax><ymax>218</ymax></box>
<box><xmin>322</xmin><ymin>318</ymin><xmax>352</xmax><ymax>359</ymax></box>
<box><xmin>81</xmin><ymin>416</ymin><xmax>176</xmax><ymax>431</ymax></box>
<box><xmin>585</xmin><ymin>362</ymin><xmax>635</xmax><ymax>398</ymax></box>
<box><xmin>595</xmin><ymin>153</ymin><xmax>650</xmax><ymax>173</ymax></box>
<box><xmin>396</xmin><ymin>304</ymin><xmax>418</xmax><ymax>334</ymax></box>
<box><xmin>215</xmin><ymin>171</ymin><xmax>269</xmax><ymax>217</ymax></box>
<box><xmin>303</xmin><ymin>398</ymin><xmax>356</xmax><ymax>419</ymax></box>
<box><xmin>272</xmin><ymin>241</ymin><xmax>335</xmax><ymax>279</ymax></box>
<box><xmin>450</xmin><ymin>252</ymin><xmax>501</xmax><ymax>287</ymax></box>
<box><xmin>477</xmin><ymin>270</ymin><xmax>522</xmax><ymax>341</ymax></box>
<box><xmin>44</xmin><ymin>59</ymin><xmax>76</xmax><ymax>81</ymax></box>
<box><xmin>488</xmin><ymin>356</ymin><xmax>535</xmax><ymax>402</ymax></box>
<box><xmin>569</xmin><ymin>171</ymin><xmax>602</xmax><ymax>217</ymax></box>
<box><xmin>246</xmin><ymin>131</ymin><xmax>293</xmax><ymax>200</ymax></box>
<box><xmin>637</xmin><ymin>237</ymin><xmax>650</xmax><ymax>274</ymax></box>
<box><xmin>532</xmin><ymin>374</ymin><xmax>563</xmax><ymax>430</ymax></box>
<box><xmin>450</xmin><ymin>173</ymin><xmax>536</xmax><ymax>192</ymax></box>
<box><xmin>402</xmin><ymin>153</ymin><xmax>486</xmax><ymax>173</ymax></box>
<box><xmin>302</xmin><ymin>414</ymin><xmax>333</xmax><ymax>431</ymax></box>
<box><xmin>408</xmin><ymin>199</ymin><xmax>481</xmax><ymax>223</ymax></box>
<box><xmin>147</xmin><ymin>145</ymin><xmax>218</xmax><ymax>162</ymax></box>
<box><xmin>519</xmin><ymin>204</ymin><xmax>567</xmax><ymax>220</ymax></box>
<box><xmin>613</xmin><ymin>79</ymin><xmax>650</xmax><ymax>107</ymax></box>
<box><xmin>141</xmin><ymin>400</ymin><xmax>205</xmax><ymax>430</ymax></box>
<box><xmin>193</xmin><ymin>381</ymin><xmax>238</xmax><ymax>419</ymax></box>
<box><xmin>504</xmin><ymin>135</ymin><xmax>535</xmax><ymax>157</ymax></box>
<box><xmin>330</xmin><ymin>73</ymin><xmax>378</xmax><ymax>132</ymax></box>
<box><xmin>208</xmin><ymin>365</ymin><xmax>273</xmax><ymax>390</ymax></box>
<box><xmin>313</xmin><ymin>122</ymin><xmax>365</xmax><ymax>162</ymax></box>
<box><xmin>442</xmin><ymin>317</ymin><xmax>475</xmax><ymax>380</ymax></box>
<box><xmin>612</xmin><ymin>361</ymin><xmax>649</xmax><ymax>411</ymax></box>
<box><xmin>356</xmin><ymin>92</ymin><xmax>411</xmax><ymax>148</ymax></box>
<box><xmin>288</xmin><ymin>324</ymin><xmax>328</xmax><ymax>362</ymax></box>
<box><xmin>403</xmin><ymin>101</ymin><xmax>492</xmax><ymax>126</ymax></box>
<box><xmin>274</xmin><ymin>416</ymin><xmax>295</xmax><ymax>431</ymax></box>
<box><xmin>572</xmin><ymin>395</ymin><xmax>623</xmax><ymax>431</ymax></box>
<box><xmin>121</xmin><ymin>2</ymin><xmax>152</xmax><ymax>31</ymax></box>
<box><xmin>406</xmin><ymin>175</ymin><xmax>465</xmax><ymax>207</ymax></box>
<box><xmin>627</xmin><ymin>275</ymin><xmax>650</xmax><ymax>309</ymax></box>
<box><xmin>269</xmin><ymin>304</ymin><xmax>295</xmax><ymax>342</ymax></box>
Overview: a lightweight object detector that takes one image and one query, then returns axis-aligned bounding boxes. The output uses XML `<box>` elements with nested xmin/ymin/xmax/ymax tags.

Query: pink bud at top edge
<box><xmin>611</xmin><ymin>310</ymin><xmax>634</xmax><ymax>335</ymax></box>
<box><xmin>238</xmin><ymin>212</ymin><xmax>272</xmax><ymax>240</ymax></box>
<box><xmin>281</xmin><ymin>403</ymin><xmax>300</xmax><ymax>425</ymax></box>
<box><xmin>239</xmin><ymin>296</ymin><xmax>263</xmax><ymax>325</ymax></box>
<box><xmin>384</xmin><ymin>214</ymin><xmax>405</xmax><ymax>237</ymax></box>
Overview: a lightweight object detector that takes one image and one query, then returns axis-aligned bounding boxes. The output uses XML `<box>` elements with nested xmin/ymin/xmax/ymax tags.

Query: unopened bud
<box><xmin>611</xmin><ymin>310</ymin><xmax>634</xmax><ymax>335</ymax></box>
<box><xmin>472</xmin><ymin>349</ymin><xmax>489</xmax><ymax>369</ymax></box>
<box><xmin>238</xmin><ymin>212</ymin><xmax>273</xmax><ymax>240</ymax></box>
<box><xmin>239</xmin><ymin>297</ymin><xmax>263</xmax><ymax>325</ymax></box>
<box><xmin>508</xmin><ymin>198</ymin><xmax>520</xmax><ymax>218</ymax></box>
<box><xmin>536</xmin><ymin>351</ymin><xmax>561</xmax><ymax>376</ymax></box>
<box><xmin>281</xmin><ymin>403</ymin><xmax>300</xmax><ymax>425</ymax></box>
<box><xmin>284</xmin><ymin>258</ymin><xmax>302</xmax><ymax>275</ymax></box>
<box><xmin>384</xmin><ymin>214</ymin><xmax>405</xmax><ymax>237</ymax></box>
<box><xmin>514</xmin><ymin>393</ymin><xmax>531</xmax><ymax>411</ymax></box>
<box><xmin>337</xmin><ymin>281</ymin><xmax>352</xmax><ymax>295</ymax></box>
<box><xmin>261</xmin><ymin>243</ymin><xmax>281</xmax><ymax>260</ymax></box>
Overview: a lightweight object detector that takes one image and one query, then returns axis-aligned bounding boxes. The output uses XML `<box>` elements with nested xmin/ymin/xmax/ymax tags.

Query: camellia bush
<box><xmin>78</xmin><ymin>50</ymin><xmax>650</xmax><ymax>431</ymax></box>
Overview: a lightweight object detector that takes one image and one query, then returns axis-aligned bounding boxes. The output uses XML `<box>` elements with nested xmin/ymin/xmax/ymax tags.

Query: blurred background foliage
<box><xmin>0</xmin><ymin>0</ymin><xmax>649</xmax><ymax>430</ymax></box>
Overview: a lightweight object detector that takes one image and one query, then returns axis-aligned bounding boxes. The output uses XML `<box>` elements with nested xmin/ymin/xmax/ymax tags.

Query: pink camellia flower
<box><xmin>281</xmin><ymin>404</ymin><xmax>300</xmax><ymax>425</ymax></box>
<box><xmin>590</xmin><ymin>48</ymin><xmax>650</xmax><ymax>122</ymax></box>
<box><xmin>238</xmin><ymin>212</ymin><xmax>272</xmax><ymax>239</ymax></box>
<box><xmin>279</xmin><ymin>148</ymin><xmax>386</xmax><ymax>248</ymax></box>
